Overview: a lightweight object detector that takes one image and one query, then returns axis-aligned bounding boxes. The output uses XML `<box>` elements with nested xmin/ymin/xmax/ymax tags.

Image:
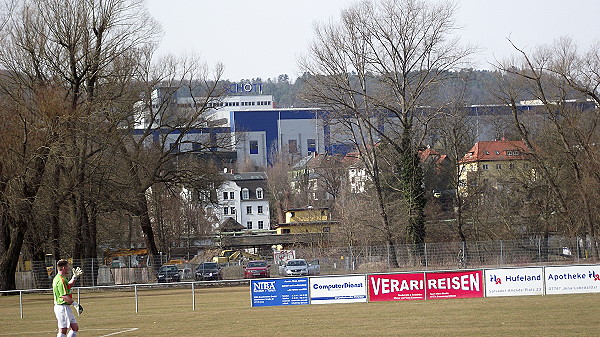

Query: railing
<box><xmin>0</xmin><ymin>279</ymin><xmax>249</xmax><ymax>319</ymax></box>
<box><xmin>13</xmin><ymin>237</ymin><xmax>594</xmax><ymax>289</ymax></box>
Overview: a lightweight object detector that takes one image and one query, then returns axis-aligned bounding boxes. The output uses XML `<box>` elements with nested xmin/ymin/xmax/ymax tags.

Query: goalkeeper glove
<box><xmin>72</xmin><ymin>301</ymin><xmax>84</xmax><ymax>315</ymax></box>
<box><xmin>71</xmin><ymin>267</ymin><xmax>83</xmax><ymax>281</ymax></box>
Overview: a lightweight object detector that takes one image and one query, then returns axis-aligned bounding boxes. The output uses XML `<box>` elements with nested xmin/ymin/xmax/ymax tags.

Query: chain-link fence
<box><xmin>15</xmin><ymin>237</ymin><xmax>595</xmax><ymax>289</ymax></box>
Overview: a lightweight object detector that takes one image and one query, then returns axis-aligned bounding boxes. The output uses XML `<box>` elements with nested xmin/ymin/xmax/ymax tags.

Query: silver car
<box><xmin>279</xmin><ymin>259</ymin><xmax>320</xmax><ymax>277</ymax></box>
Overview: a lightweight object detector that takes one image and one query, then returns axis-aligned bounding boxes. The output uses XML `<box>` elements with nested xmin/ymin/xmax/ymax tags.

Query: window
<box><xmin>223</xmin><ymin>192</ymin><xmax>228</xmax><ymax>200</ymax></box>
<box><xmin>246</xmin><ymin>206</ymin><xmax>252</xmax><ymax>214</ymax></box>
<box><xmin>288</xmin><ymin>139</ymin><xmax>298</xmax><ymax>153</ymax></box>
<box><xmin>256</xmin><ymin>188</ymin><xmax>263</xmax><ymax>199</ymax></box>
<box><xmin>509</xmin><ymin>163</ymin><xmax>515</xmax><ymax>169</ymax></box>
<box><xmin>482</xmin><ymin>164</ymin><xmax>489</xmax><ymax>170</ymax></box>
<box><xmin>258</xmin><ymin>221</ymin><xmax>264</xmax><ymax>229</ymax></box>
<box><xmin>282</xmin><ymin>228</ymin><xmax>291</xmax><ymax>234</ymax></box>
<box><xmin>229</xmin><ymin>192</ymin><xmax>235</xmax><ymax>200</ymax></box>
<box><xmin>323</xmin><ymin>227</ymin><xmax>330</xmax><ymax>233</ymax></box>
<box><xmin>496</xmin><ymin>164</ymin><xmax>502</xmax><ymax>170</ymax></box>
<box><xmin>230</xmin><ymin>207</ymin><xmax>236</xmax><ymax>214</ymax></box>
<box><xmin>249</xmin><ymin>140</ymin><xmax>259</xmax><ymax>154</ymax></box>
<box><xmin>242</xmin><ymin>188</ymin><xmax>249</xmax><ymax>200</ymax></box>
<box><xmin>484</xmin><ymin>151</ymin><xmax>490</xmax><ymax>155</ymax></box>
<box><xmin>257</xmin><ymin>205</ymin><xmax>263</xmax><ymax>214</ymax></box>
<box><xmin>224</xmin><ymin>207</ymin><xmax>229</xmax><ymax>215</ymax></box>
<box><xmin>246</xmin><ymin>221</ymin><xmax>252</xmax><ymax>229</ymax></box>
<box><xmin>307</xmin><ymin>138</ymin><xmax>316</xmax><ymax>153</ymax></box>
<box><xmin>495</xmin><ymin>151</ymin><xmax>500</xmax><ymax>155</ymax></box>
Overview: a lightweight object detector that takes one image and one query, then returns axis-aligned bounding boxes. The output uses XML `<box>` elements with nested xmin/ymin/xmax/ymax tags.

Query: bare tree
<box><xmin>299</xmin><ymin>0</ymin><xmax>474</xmax><ymax>265</ymax></box>
<box><xmin>0</xmin><ymin>0</ymin><xmax>227</xmax><ymax>289</ymax></box>
<box><xmin>495</xmin><ymin>37</ymin><xmax>600</xmax><ymax>259</ymax></box>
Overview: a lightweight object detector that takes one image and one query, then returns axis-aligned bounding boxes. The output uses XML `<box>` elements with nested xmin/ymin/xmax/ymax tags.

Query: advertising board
<box><xmin>545</xmin><ymin>265</ymin><xmax>600</xmax><ymax>295</ymax></box>
<box><xmin>310</xmin><ymin>275</ymin><xmax>367</xmax><ymax>304</ymax></box>
<box><xmin>273</xmin><ymin>250</ymin><xmax>296</xmax><ymax>265</ymax></box>
<box><xmin>425</xmin><ymin>270</ymin><xmax>483</xmax><ymax>299</ymax></box>
<box><xmin>250</xmin><ymin>277</ymin><xmax>309</xmax><ymax>307</ymax></box>
<box><xmin>368</xmin><ymin>273</ymin><xmax>426</xmax><ymax>301</ymax></box>
<box><xmin>484</xmin><ymin>267</ymin><xmax>544</xmax><ymax>297</ymax></box>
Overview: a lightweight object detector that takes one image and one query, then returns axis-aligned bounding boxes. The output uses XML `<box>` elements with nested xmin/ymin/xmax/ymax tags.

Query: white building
<box><xmin>137</xmin><ymin>86</ymin><xmax>352</xmax><ymax>169</ymax></box>
<box><xmin>215</xmin><ymin>172</ymin><xmax>270</xmax><ymax>231</ymax></box>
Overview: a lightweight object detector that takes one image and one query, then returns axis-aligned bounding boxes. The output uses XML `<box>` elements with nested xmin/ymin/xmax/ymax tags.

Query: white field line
<box><xmin>0</xmin><ymin>328</ymin><xmax>139</xmax><ymax>336</ymax></box>
<box><xmin>97</xmin><ymin>328</ymin><xmax>140</xmax><ymax>336</ymax></box>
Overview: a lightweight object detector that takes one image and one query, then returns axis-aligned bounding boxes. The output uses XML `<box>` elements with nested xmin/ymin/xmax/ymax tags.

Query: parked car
<box><xmin>278</xmin><ymin>259</ymin><xmax>320</xmax><ymax>277</ymax></box>
<box><xmin>195</xmin><ymin>262</ymin><xmax>223</xmax><ymax>281</ymax></box>
<box><xmin>157</xmin><ymin>264</ymin><xmax>181</xmax><ymax>283</ymax></box>
<box><xmin>244</xmin><ymin>260</ymin><xmax>271</xmax><ymax>279</ymax></box>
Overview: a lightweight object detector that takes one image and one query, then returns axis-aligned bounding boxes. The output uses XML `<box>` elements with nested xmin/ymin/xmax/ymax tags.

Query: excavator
<box><xmin>212</xmin><ymin>249</ymin><xmax>260</xmax><ymax>264</ymax></box>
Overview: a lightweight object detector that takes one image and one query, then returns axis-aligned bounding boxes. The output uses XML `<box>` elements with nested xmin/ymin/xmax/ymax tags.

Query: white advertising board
<box><xmin>545</xmin><ymin>265</ymin><xmax>600</xmax><ymax>295</ymax></box>
<box><xmin>273</xmin><ymin>250</ymin><xmax>296</xmax><ymax>264</ymax></box>
<box><xmin>484</xmin><ymin>267</ymin><xmax>544</xmax><ymax>297</ymax></box>
<box><xmin>309</xmin><ymin>275</ymin><xmax>367</xmax><ymax>304</ymax></box>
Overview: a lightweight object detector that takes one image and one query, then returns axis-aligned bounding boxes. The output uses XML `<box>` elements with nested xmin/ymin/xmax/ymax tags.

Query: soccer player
<box><xmin>52</xmin><ymin>259</ymin><xmax>83</xmax><ymax>337</ymax></box>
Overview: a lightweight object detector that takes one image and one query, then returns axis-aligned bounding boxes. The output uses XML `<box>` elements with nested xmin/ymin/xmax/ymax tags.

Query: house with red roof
<box><xmin>458</xmin><ymin>140</ymin><xmax>533</xmax><ymax>196</ymax></box>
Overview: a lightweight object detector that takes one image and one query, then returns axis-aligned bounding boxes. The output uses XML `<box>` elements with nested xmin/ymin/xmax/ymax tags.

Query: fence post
<box><xmin>134</xmin><ymin>285</ymin><xmax>138</xmax><ymax>313</ymax></box>
<box><xmin>192</xmin><ymin>282</ymin><xmax>196</xmax><ymax>311</ymax></box>
<box><xmin>424</xmin><ymin>243</ymin><xmax>428</xmax><ymax>270</ymax></box>
<box><xmin>91</xmin><ymin>258</ymin><xmax>95</xmax><ymax>287</ymax></box>
<box><xmin>386</xmin><ymin>245</ymin><xmax>390</xmax><ymax>271</ymax></box>
<box><xmin>538</xmin><ymin>238</ymin><xmax>542</xmax><ymax>262</ymax></box>
<box><xmin>500</xmin><ymin>240</ymin><xmax>503</xmax><ymax>265</ymax></box>
<box><xmin>576</xmin><ymin>236</ymin><xmax>581</xmax><ymax>263</ymax></box>
<box><xmin>19</xmin><ymin>291</ymin><xmax>23</xmax><ymax>319</ymax></box>
<box><xmin>348</xmin><ymin>246</ymin><xmax>353</xmax><ymax>271</ymax></box>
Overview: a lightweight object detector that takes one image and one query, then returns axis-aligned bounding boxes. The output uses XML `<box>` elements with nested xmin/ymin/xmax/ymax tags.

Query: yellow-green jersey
<box><xmin>52</xmin><ymin>274</ymin><xmax>72</xmax><ymax>305</ymax></box>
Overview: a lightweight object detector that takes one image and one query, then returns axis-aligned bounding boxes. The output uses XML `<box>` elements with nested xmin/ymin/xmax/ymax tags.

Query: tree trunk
<box><xmin>0</xmin><ymin>220</ymin><xmax>26</xmax><ymax>291</ymax></box>
<box><xmin>136</xmin><ymin>192</ymin><xmax>159</xmax><ymax>269</ymax></box>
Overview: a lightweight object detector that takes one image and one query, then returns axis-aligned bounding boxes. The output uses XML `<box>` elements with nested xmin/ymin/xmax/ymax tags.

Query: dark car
<box><xmin>244</xmin><ymin>260</ymin><xmax>270</xmax><ymax>279</ymax></box>
<box><xmin>195</xmin><ymin>262</ymin><xmax>223</xmax><ymax>281</ymax></box>
<box><xmin>157</xmin><ymin>264</ymin><xmax>181</xmax><ymax>283</ymax></box>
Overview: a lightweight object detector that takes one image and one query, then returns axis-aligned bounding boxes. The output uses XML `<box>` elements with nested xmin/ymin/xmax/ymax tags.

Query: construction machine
<box><xmin>103</xmin><ymin>248</ymin><xmax>148</xmax><ymax>266</ymax></box>
<box><xmin>212</xmin><ymin>249</ymin><xmax>260</xmax><ymax>265</ymax></box>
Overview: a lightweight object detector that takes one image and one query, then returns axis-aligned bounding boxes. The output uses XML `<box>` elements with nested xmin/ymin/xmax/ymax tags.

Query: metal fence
<box><xmin>14</xmin><ymin>237</ymin><xmax>594</xmax><ymax>290</ymax></box>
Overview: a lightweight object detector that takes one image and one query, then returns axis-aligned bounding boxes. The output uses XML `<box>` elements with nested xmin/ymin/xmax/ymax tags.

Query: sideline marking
<box><xmin>98</xmin><ymin>328</ymin><xmax>140</xmax><ymax>336</ymax></box>
<box><xmin>0</xmin><ymin>328</ymin><xmax>139</xmax><ymax>336</ymax></box>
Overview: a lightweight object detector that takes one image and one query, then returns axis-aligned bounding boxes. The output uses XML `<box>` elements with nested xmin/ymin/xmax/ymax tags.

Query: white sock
<box><xmin>57</xmin><ymin>333</ymin><xmax>66</xmax><ymax>337</ymax></box>
<box><xmin>67</xmin><ymin>331</ymin><xmax>77</xmax><ymax>337</ymax></box>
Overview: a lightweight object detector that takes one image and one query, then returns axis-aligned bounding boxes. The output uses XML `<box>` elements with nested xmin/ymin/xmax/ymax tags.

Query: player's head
<box><xmin>57</xmin><ymin>259</ymin><xmax>69</xmax><ymax>273</ymax></box>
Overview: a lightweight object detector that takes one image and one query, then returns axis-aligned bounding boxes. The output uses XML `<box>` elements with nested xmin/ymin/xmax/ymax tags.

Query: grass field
<box><xmin>1</xmin><ymin>284</ymin><xmax>598</xmax><ymax>336</ymax></box>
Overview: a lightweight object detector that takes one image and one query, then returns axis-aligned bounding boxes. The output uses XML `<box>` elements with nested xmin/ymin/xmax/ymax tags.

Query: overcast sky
<box><xmin>146</xmin><ymin>0</ymin><xmax>600</xmax><ymax>81</ymax></box>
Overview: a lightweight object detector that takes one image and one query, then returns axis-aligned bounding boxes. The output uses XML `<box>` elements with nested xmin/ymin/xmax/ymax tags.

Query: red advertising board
<box><xmin>368</xmin><ymin>273</ymin><xmax>426</xmax><ymax>301</ymax></box>
<box><xmin>426</xmin><ymin>270</ymin><xmax>484</xmax><ymax>299</ymax></box>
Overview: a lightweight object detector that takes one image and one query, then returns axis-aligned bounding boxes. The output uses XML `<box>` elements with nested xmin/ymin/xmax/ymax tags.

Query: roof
<box><xmin>292</xmin><ymin>153</ymin><xmax>347</xmax><ymax>170</ymax></box>
<box><xmin>419</xmin><ymin>148</ymin><xmax>440</xmax><ymax>162</ymax></box>
<box><xmin>221</xmin><ymin>172</ymin><xmax>268</xmax><ymax>199</ymax></box>
<box><xmin>286</xmin><ymin>207</ymin><xmax>329</xmax><ymax>212</ymax></box>
<box><xmin>419</xmin><ymin>148</ymin><xmax>449</xmax><ymax>166</ymax></box>
<box><xmin>218</xmin><ymin>218</ymin><xmax>245</xmax><ymax>232</ymax></box>
<box><xmin>459</xmin><ymin>140</ymin><xmax>530</xmax><ymax>163</ymax></box>
<box><xmin>222</xmin><ymin>172</ymin><xmax>267</xmax><ymax>181</ymax></box>
<box><xmin>276</xmin><ymin>221</ymin><xmax>339</xmax><ymax>227</ymax></box>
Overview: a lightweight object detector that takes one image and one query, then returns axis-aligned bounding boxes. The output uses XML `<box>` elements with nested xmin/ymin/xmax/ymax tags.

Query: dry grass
<box><xmin>1</xmin><ymin>285</ymin><xmax>598</xmax><ymax>336</ymax></box>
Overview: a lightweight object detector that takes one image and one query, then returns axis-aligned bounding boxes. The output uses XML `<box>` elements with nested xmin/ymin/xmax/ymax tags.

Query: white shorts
<box><xmin>54</xmin><ymin>304</ymin><xmax>77</xmax><ymax>329</ymax></box>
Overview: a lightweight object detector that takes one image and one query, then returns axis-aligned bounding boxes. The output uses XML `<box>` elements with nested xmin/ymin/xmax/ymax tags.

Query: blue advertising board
<box><xmin>251</xmin><ymin>277</ymin><xmax>309</xmax><ymax>307</ymax></box>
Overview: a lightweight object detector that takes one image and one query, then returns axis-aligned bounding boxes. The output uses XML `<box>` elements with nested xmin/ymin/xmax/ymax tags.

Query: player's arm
<box><xmin>61</xmin><ymin>294</ymin><xmax>74</xmax><ymax>305</ymax></box>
